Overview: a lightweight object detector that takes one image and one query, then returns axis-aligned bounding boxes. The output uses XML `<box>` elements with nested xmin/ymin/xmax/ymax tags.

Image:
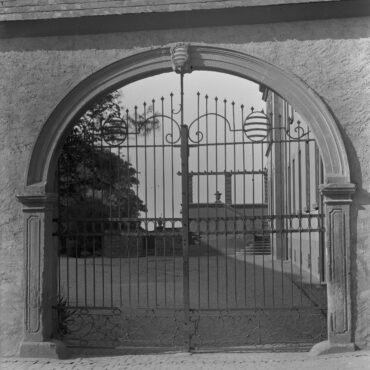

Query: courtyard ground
<box><xmin>1</xmin><ymin>350</ymin><xmax>370</xmax><ymax>370</ymax></box>
<box><xmin>57</xmin><ymin>253</ymin><xmax>326</xmax><ymax>348</ymax></box>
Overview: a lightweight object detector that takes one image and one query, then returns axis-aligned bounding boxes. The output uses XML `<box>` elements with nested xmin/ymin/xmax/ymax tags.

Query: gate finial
<box><xmin>171</xmin><ymin>43</ymin><xmax>191</xmax><ymax>74</ymax></box>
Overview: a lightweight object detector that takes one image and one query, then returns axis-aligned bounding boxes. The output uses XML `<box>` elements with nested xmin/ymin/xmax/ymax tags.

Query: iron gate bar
<box><xmin>275</xmin><ymin>106</ymin><xmax>281</xmax><ymax>308</ymax></box>
<box><xmin>161</xmin><ymin>96</ymin><xmax>167</xmax><ymax>307</ymax></box>
<box><xmin>206</xmin><ymin>94</ymin><xmax>210</xmax><ymax>309</ymax></box>
<box><xmin>223</xmin><ymin>98</ymin><xmax>228</xmax><ymax>309</ymax></box>
<box><xmin>287</xmin><ymin>103</ymin><xmax>295</xmax><ymax>307</ymax></box>
<box><xmin>197</xmin><ymin>92</ymin><xmax>202</xmax><ymax>310</ymax></box>
<box><xmin>233</xmin><ymin>102</ymin><xmax>238</xmax><ymax>305</ymax></box>
<box><xmin>185</xmin><ymin>139</ymin><xmax>316</xmax><ymax>147</ymax></box>
<box><xmin>263</xmin><ymin>121</ymin><xmax>267</xmax><ymax>308</ymax></box>
<box><xmin>215</xmin><ymin>95</ymin><xmax>220</xmax><ymax>309</ymax></box>
<box><xmin>143</xmin><ymin>101</ymin><xmax>148</xmax><ymax>307</ymax></box>
<box><xmin>180</xmin><ymin>72</ymin><xmax>191</xmax><ymax>350</ymax></box>
<box><xmin>58</xmin><ymin>227</ymin><xmax>324</xmax><ymax>236</ymax></box>
<box><xmin>252</xmin><ymin>139</ymin><xmax>257</xmax><ymax>309</ymax></box>
<box><xmin>153</xmin><ymin>99</ymin><xmax>158</xmax><ymax>308</ymax></box>
<box><xmin>242</xmin><ymin>106</ymin><xmax>248</xmax><ymax>307</ymax></box>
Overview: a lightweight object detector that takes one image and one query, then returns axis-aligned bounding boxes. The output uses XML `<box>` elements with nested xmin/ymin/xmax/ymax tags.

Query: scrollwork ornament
<box><xmin>285</xmin><ymin>119</ymin><xmax>309</xmax><ymax>140</ymax></box>
<box><xmin>101</xmin><ymin>117</ymin><xmax>128</xmax><ymax>146</ymax></box>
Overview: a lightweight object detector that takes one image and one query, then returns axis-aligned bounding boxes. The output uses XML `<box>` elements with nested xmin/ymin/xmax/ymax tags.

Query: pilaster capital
<box><xmin>320</xmin><ymin>183</ymin><xmax>356</xmax><ymax>204</ymax></box>
<box><xmin>16</xmin><ymin>192</ymin><xmax>58</xmax><ymax>211</ymax></box>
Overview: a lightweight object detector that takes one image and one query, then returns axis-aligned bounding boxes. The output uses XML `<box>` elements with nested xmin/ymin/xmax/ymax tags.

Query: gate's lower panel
<box><xmin>57</xmin><ymin>308</ymin><xmax>185</xmax><ymax>349</ymax></box>
<box><xmin>57</xmin><ymin>306</ymin><xmax>326</xmax><ymax>350</ymax></box>
<box><xmin>189</xmin><ymin>309</ymin><xmax>327</xmax><ymax>349</ymax></box>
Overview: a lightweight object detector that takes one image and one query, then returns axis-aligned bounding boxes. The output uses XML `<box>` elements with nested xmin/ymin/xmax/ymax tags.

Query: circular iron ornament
<box><xmin>101</xmin><ymin>117</ymin><xmax>128</xmax><ymax>146</ymax></box>
<box><xmin>243</xmin><ymin>108</ymin><xmax>271</xmax><ymax>142</ymax></box>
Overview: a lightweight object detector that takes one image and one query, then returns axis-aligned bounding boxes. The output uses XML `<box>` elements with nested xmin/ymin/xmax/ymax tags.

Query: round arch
<box><xmin>18</xmin><ymin>44</ymin><xmax>357</xmax><ymax>356</ymax></box>
<box><xmin>26</xmin><ymin>44</ymin><xmax>350</xmax><ymax>192</ymax></box>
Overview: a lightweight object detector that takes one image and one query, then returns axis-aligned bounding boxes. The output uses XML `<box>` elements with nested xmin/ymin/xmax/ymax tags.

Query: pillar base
<box><xmin>19</xmin><ymin>340</ymin><xmax>69</xmax><ymax>359</ymax></box>
<box><xmin>309</xmin><ymin>340</ymin><xmax>356</xmax><ymax>356</ymax></box>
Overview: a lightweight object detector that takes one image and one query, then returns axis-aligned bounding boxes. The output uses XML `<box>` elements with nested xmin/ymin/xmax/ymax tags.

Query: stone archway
<box><xmin>17</xmin><ymin>45</ymin><xmax>355</xmax><ymax>357</ymax></box>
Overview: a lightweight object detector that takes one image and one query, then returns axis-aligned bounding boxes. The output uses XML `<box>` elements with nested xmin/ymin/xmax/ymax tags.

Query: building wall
<box><xmin>0</xmin><ymin>13</ymin><xmax>370</xmax><ymax>354</ymax></box>
<box><xmin>265</xmin><ymin>91</ymin><xmax>324</xmax><ymax>281</ymax></box>
<box><xmin>189</xmin><ymin>203</ymin><xmax>268</xmax><ymax>250</ymax></box>
<box><xmin>189</xmin><ymin>204</ymin><xmax>267</xmax><ymax>233</ymax></box>
<box><xmin>189</xmin><ymin>202</ymin><xmax>269</xmax><ymax>255</ymax></box>
<box><xmin>0</xmin><ymin>0</ymin><xmax>343</xmax><ymax>21</ymax></box>
<box><xmin>286</xmin><ymin>114</ymin><xmax>324</xmax><ymax>282</ymax></box>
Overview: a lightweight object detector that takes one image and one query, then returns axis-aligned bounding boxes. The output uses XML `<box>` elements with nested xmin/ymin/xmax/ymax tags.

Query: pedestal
<box><xmin>17</xmin><ymin>192</ymin><xmax>68</xmax><ymax>358</ymax></box>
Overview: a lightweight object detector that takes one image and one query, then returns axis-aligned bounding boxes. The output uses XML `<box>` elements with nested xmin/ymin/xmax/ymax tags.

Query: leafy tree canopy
<box><xmin>58</xmin><ymin>91</ymin><xmax>157</xmax><ymax>222</ymax></box>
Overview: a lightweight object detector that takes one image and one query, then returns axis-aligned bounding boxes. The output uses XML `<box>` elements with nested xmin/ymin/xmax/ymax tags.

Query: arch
<box><xmin>19</xmin><ymin>44</ymin><xmax>357</xmax><ymax>356</ymax></box>
<box><xmin>26</xmin><ymin>45</ymin><xmax>350</xmax><ymax>192</ymax></box>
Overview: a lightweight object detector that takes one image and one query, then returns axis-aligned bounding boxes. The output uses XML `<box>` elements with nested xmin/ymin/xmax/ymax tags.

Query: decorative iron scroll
<box><xmin>285</xmin><ymin>116</ymin><xmax>310</xmax><ymax>140</ymax></box>
<box><xmin>95</xmin><ymin>94</ymin><xmax>310</xmax><ymax>147</ymax></box>
<box><xmin>96</xmin><ymin>96</ymin><xmax>183</xmax><ymax>147</ymax></box>
<box><xmin>184</xmin><ymin>94</ymin><xmax>311</xmax><ymax>144</ymax></box>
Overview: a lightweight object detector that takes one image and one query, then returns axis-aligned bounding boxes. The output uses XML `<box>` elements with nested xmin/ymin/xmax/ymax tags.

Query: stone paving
<box><xmin>1</xmin><ymin>350</ymin><xmax>370</xmax><ymax>370</ymax></box>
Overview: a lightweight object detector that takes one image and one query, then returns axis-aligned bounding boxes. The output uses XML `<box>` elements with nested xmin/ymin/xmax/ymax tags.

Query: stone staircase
<box><xmin>243</xmin><ymin>235</ymin><xmax>271</xmax><ymax>255</ymax></box>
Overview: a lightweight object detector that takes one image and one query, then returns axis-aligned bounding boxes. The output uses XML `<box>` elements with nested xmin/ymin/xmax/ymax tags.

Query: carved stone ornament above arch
<box><xmin>25</xmin><ymin>44</ymin><xmax>351</xmax><ymax>194</ymax></box>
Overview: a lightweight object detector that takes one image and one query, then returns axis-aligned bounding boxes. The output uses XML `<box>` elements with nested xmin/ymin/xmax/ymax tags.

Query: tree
<box><xmin>58</xmin><ymin>91</ymin><xmax>156</xmax><ymax>228</ymax></box>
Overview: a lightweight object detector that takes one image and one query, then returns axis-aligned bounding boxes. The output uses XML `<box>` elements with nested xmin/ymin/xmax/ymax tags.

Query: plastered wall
<box><xmin>0</xmin><ymin>0</ymin><xmax>338</xmax><ymax>21</ymax></box>
<box><xmin>0</xmin><ymin>16</ymin><xmax>369</xmax><ymax>355</ymax></box>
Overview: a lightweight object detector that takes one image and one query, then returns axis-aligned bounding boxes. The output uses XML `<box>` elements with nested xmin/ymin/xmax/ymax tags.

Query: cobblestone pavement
<box><xmin>1</xmin><ymin>350</ymin><xmax>370</xmax><ymax>370</ymax></box>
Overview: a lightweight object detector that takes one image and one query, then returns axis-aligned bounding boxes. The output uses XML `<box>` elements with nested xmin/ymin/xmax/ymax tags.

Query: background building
<box><xmin>264</xmin><ymin>88</ymin><xmax>325</xmax><ymax>282</ymax></box>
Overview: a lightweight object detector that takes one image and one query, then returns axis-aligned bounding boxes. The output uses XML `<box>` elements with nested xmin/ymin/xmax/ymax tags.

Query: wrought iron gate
<box><xmin>55</xmin><ymin>74</ymin><xmax>327</xmax><ymax>351</ymax></box>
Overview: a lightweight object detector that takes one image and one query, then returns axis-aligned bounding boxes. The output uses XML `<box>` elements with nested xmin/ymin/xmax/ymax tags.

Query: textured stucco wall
<box><xmin>0</xmin><ymin>16</ymin><xmax>369</xmax><ymax>356</ymax></box>
<box><xmin>0</xmin><ymin>0</ymin><xmax>338</xmax><ymax>21</ymax></box>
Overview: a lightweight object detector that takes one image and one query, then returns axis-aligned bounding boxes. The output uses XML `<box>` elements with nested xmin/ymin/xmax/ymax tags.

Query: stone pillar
<box><xmin>225</xmin><ymin>173</ymin><xmax>232</xmax><ymax>204</ymax></box>
<box><xmin>310</xmin><ymin>182</ymin><xmax>356</xmax><ymax>355</ymax></box>
<box><xmin>16</xmin><ymin>192</ymin><xmax>67</xmax><ymax>358</ymax></box>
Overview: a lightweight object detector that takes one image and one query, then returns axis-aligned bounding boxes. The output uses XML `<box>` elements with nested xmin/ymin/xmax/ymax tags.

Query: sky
<box><xmin>119</xmin><ymin>71</ymin><xmax>265</xmax><ymax>114</ymax></box>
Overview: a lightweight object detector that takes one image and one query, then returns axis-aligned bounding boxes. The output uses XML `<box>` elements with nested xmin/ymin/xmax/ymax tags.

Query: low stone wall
<box><xmin>102</xmin><ymin>234</ymin><xmax>143</xmax><ymax>258</ymax></box>
<box><xmin>102</xmin><ymin>233</ymin><xmax>182</xmax><ymax>257</ymax></box>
